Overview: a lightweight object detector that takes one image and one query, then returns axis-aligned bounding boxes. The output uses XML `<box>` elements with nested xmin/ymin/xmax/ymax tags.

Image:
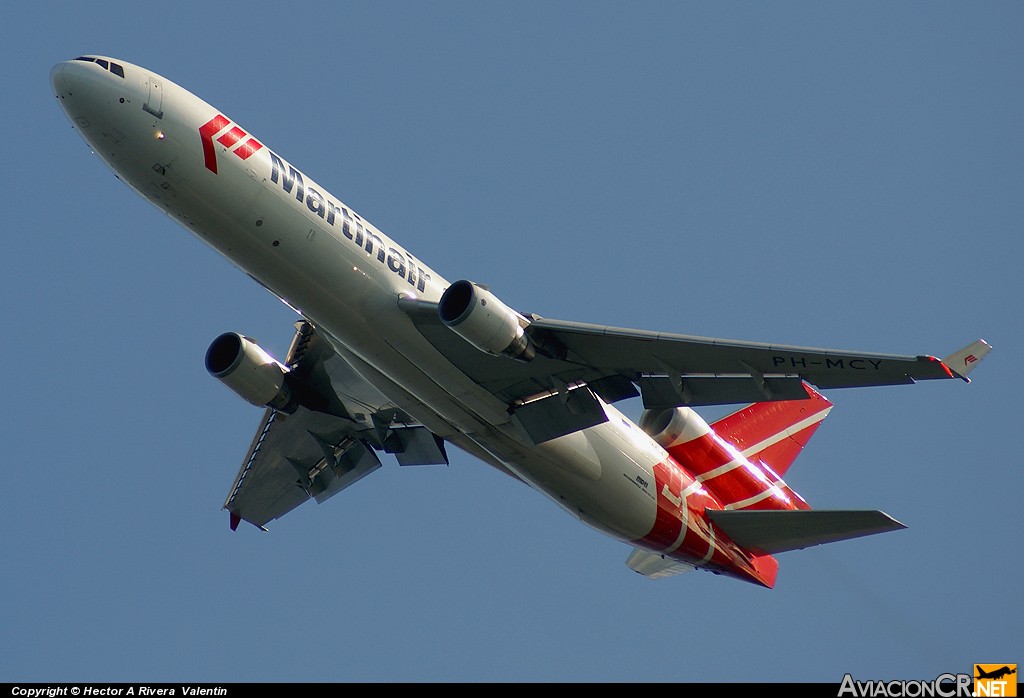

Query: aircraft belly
<box><xmin>576</xmin><ymin>414</ymin><xmax>662</xmax><ymax>539</ymax></box>
<box><xmin>297</xmin><ymin>324</ymin><xmax>662</xmax><ymax>541</ymax></box>
<box><xmin>320</xmin><ymin>288</ymin><xmax>664</xmax><ymax>541</ymax></box>
<box><xmin>476</xmin><ymin>413</ymin><xmax>661</xmax><ymax>542</ymax></box>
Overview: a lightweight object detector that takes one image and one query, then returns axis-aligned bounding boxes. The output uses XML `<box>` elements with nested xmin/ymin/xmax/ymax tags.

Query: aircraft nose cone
<box><xmin>50</xmin><ymin>62</ymin><xmax>67</xmax><ymax>96</ymax></box>
<box><xmin>52</xmin><ymin>60</ymin><xmax>97</xmax><ymax>125</ymax></box>
<box><xmin>51</xmin><ymin>58</ymin><xmax>127</xmax><ymax>130</ymax></box>
<box><xmin>53</xmin><ymin>59</ymin><xmax>104</xmax><ymax>99</ymax></box>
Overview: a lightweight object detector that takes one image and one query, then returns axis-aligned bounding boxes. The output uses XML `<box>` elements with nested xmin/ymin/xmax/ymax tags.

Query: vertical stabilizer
<box><xmin>710</xmin><ymin>382</ymin><xmax>832</xmax><ymax>477</ymax></box>
<box><xmin>643</xmin><ymin>383</ymin><xmax>831</xmax><ymax>511</ymax></box>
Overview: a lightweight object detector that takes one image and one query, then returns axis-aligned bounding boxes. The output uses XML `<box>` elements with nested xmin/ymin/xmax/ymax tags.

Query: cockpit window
<box><xmin>72</xmin><ymin>56</ymin><xmax>125</xmax><ymax>79</ymax></box>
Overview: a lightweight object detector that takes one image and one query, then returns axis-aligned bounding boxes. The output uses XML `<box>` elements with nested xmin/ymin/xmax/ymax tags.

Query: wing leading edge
<box><xmin>401</xmin><ymin>300</ymin><xmax>989</xmax><ymax>442</ymax></box>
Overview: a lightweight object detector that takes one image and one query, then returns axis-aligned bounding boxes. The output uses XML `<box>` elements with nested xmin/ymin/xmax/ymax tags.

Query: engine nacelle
<box><xmin>638</xmin><ymin>405</ymin><xmax>712</xmax><ymax>449</ymax></box>
<box><xmin>205</xmin><ymin>332</ymin><xmax>296</xmax><ymax>413</ymax></box>
<box><xmin>438</xmin><ymin>280</ymin><xmax>535</xmax><ymax>361</ymax></box>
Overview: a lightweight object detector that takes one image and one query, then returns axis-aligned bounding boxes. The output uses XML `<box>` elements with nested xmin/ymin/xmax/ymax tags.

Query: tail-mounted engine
<box><xmin>205</xmin><ymin>332</ymin><xmax>298</xmax><ymax>413</ymax></box>
<box><xmin>638</xmin><ymin>405</ymin><xmax>712</xmax><ymax>449</ymax></box>
<box><xmin>438</xmin><ymin>280</ymin><xmax>535</xmax><ymax>361</ymax></box>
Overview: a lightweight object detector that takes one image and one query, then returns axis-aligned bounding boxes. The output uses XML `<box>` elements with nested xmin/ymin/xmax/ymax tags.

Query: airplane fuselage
<box><xmin>52</xmin><ymin>56</ymin><xmax>832</xmax><ymax>587</ymax></box>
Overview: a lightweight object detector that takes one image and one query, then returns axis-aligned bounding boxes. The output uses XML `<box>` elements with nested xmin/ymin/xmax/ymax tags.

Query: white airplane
<box><xmin>51</xmin><ymin>56</ymin><xmax>991</xmax><ymax>587</ymax></box>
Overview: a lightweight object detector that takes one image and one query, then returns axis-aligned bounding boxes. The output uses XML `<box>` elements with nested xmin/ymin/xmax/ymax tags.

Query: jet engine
<box><xmin>638</xmin><ymin>404</ymin><xmax>712</xmax><ymax>449</ymax></box>
<box><xmin>438</xmin><ymin>280</ymin><xmax>535</xmax><ymax>361</ymax></box>
<box><xmin>205</xmin><ymin>332</ymin><xmax>297</xmax><ymax>413</ymax></box>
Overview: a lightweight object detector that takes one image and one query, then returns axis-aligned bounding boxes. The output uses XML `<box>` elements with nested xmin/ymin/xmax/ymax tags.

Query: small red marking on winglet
<box><xmin>229</xmin><ymin>512</ymin><xmax>241</xmax><ymax>531</ymax></box>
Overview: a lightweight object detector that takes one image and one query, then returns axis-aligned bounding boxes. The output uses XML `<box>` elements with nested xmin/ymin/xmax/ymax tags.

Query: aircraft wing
<box><xmin>223</xmin><ymin>321</ymin><xmax>448</xmax><ymax>530</ymax></box>
<box><xmin>223</xmin><ymin>406</ymin><xmax>381</xmax><ymax>530</ymax></box>
<box><xmin>401</xmin><ymin>299</ymin><xmax>989</xmax><ymax>442</ymax></box>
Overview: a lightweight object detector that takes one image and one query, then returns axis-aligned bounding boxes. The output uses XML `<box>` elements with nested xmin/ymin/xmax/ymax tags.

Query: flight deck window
<box><xmin>71</xmin><ymin>56</ymin><xmax>125</xmax><ymax>78</ymax></box>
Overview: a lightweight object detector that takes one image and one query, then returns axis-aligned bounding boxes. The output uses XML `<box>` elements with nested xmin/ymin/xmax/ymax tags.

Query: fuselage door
<box><xmin>143</xmin><ymin>76</ymin><xmax>164</xmax><ymax>119</ymax></box>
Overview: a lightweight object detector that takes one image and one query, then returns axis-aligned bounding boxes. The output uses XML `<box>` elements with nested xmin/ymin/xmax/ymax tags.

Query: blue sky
<box><xmin>3</xmin><ymin>1</ymin><xmax>1020</xmax><ymax>683</ymax></box>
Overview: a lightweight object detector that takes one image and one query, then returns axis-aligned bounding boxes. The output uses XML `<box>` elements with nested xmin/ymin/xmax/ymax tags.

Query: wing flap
<box><xmin>384</xmin><ymin>426</ymin><xmax>450</xmax><ymax>465</ymax></box>
<box><xmin>706</xmin><ymin>509</ymin><xmax>907</xmax><ymax>554</ymax></box>
<box><xmin>223</xmin><ymin>406</ymin><xmax>380</xmax><ymax>528</ymax></box>
<box><xmin>511</xmin><ymin>387</ymin><xmax>609</xmax><ymax>443</ymax></box>
<box><xmin>635</xmin><ymin>374</ymin><xmax>810</xmax><ymax>408</ymax></box>
<box><xmin>221</xmin><ymin>320</ymin><xmax>449</xmax><ymax>530</ymax></box>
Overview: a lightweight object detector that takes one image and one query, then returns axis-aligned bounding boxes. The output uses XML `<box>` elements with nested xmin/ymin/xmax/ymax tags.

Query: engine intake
<box><xmin>205</xmin><ymin>332</ymin><xmax>297</xmax><ymax>413</ymax></box>
<box><xmin>438</xmin><ymin>280</ymin><xmax>535</xmax><ymax>361</ymax></box>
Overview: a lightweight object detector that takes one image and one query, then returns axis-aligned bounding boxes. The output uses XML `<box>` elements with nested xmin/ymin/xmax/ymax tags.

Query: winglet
<box><xmin>941</xmin><ymin>339</ymin><xmax>992</xmax><ymax>382</ymax></box>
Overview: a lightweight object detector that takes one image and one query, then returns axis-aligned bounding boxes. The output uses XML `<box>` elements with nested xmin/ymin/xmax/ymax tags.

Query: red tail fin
<box><xmin>710</xmin><ymin>382</ymin><xmax>832</xmax><ymax>477</ymax></box>
<box><xmin>646</xmin><ymin>383</ymin><xmax>833</xmax><ymax>511</ymax></box>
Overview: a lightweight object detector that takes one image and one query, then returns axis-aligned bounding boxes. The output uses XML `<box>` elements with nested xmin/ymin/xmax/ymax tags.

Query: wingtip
<box><xmin>878</xmin><ymin>511</ymin><xmax>908</xmax><ymax>532</ymax></box>
<box><xmin>940</xmin><ymin>339</ymin><xmax>992</xmax><ymax>382</ymax></box>
<box><xmin>229</xmin><ymin>512</ymin><xmax>240</xmax><ymax>531</ymax></box>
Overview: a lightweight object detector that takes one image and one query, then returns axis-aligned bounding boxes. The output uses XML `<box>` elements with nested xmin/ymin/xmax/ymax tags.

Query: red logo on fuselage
<box><xmin>199</xmin><ymin>114</ymin><xmax>263</xmax><ymax>174</ymax></box>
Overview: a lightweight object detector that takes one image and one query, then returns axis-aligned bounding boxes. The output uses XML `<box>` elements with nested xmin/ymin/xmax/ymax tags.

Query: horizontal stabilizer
<box><xmin>626</xmin><ymin>548</ymin><xmax>697</xmax><ymax>578</ymax></box>
<box><xmin>706</xmin><ymin>509</ymin><xmax>906</xmax><ymax>554</ymax></box>
<box><xmin>941</xmin><ymin>339</ymin><xmax>992</xmax><ymax>382</ymax></box>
